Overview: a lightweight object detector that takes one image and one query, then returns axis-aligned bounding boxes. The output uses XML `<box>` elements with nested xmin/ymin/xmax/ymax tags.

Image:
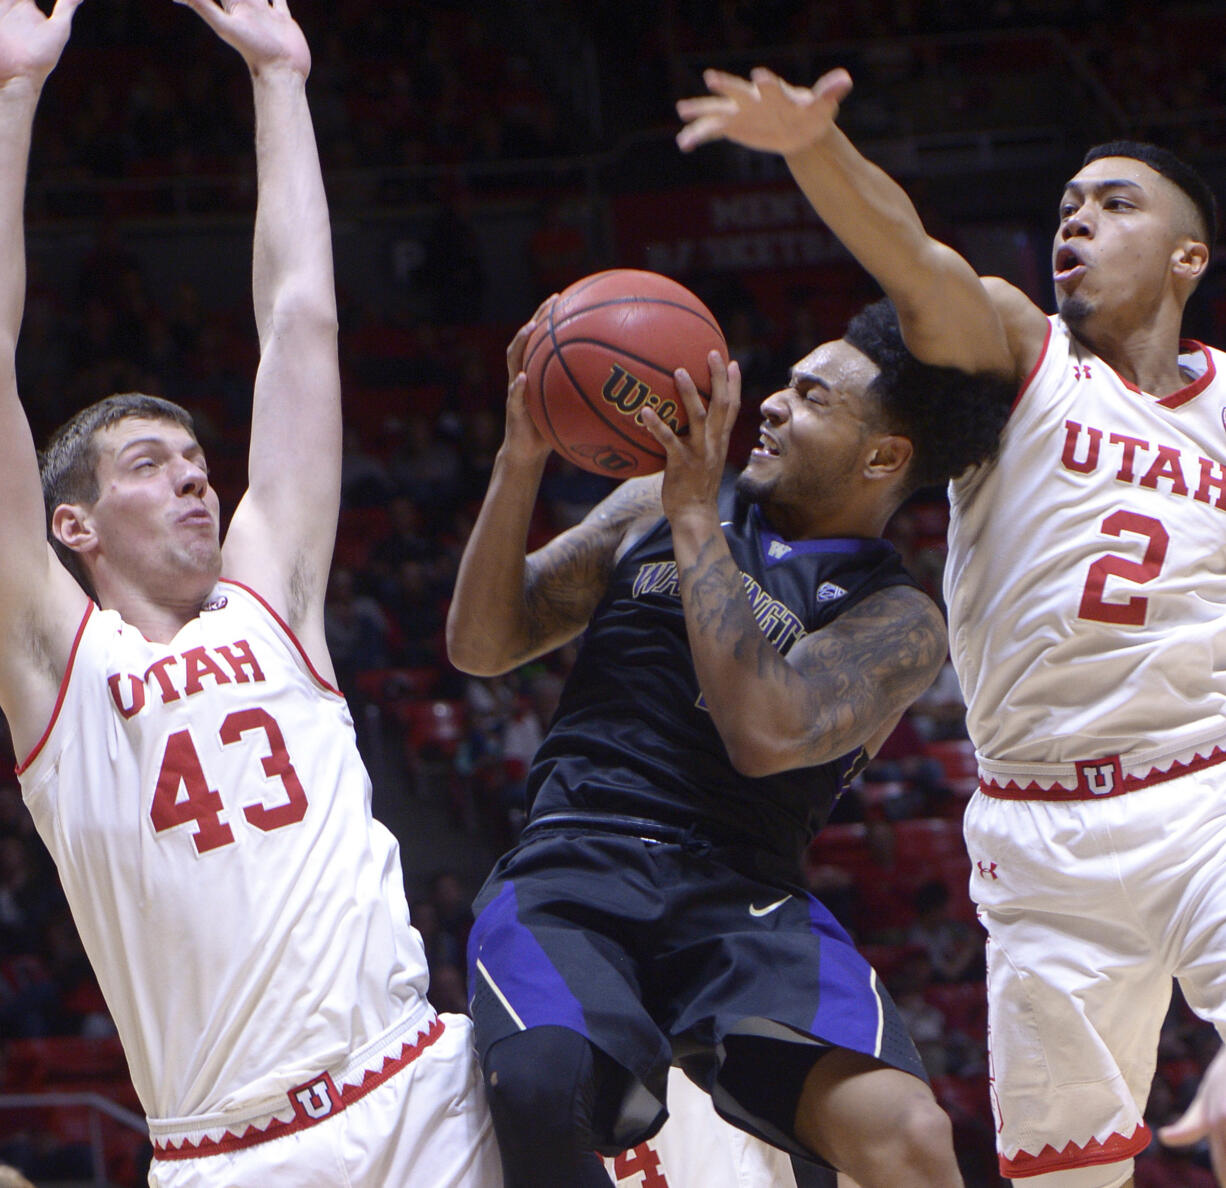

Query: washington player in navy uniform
<box><xmin>447</xmin><ymin>297</ymin><xmax>1010</xmax><ymax>1188</ymax></box>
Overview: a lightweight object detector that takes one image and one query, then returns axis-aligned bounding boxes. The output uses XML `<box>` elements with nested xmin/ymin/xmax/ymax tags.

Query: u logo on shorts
<box><xmin>289</xmin><ymin>1072</ymin><xmax>339</xmax><ymax>1122</ymax></box>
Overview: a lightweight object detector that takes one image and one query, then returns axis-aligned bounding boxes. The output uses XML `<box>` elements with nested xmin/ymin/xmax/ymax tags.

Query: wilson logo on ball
<box><xmin>571</xmin><ymin>443</ymin><xmax>638</xmax><ymax>473</ymax></box>
<box><xmin>521</xmin><ymin>268</ymin><xmax>728</xmax><ymax>478</ymax></box>
<box><xmin>601</xmin><ymin>365</ymin><xmax>683</xmax><ymax>434</ymax></box>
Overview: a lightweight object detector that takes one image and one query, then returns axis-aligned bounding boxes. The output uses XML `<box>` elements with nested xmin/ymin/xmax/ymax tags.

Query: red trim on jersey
<box><xmin>1109</xmin><ymin>338</ymin><xmax>1215</xmax><ymax>409</ymax></box>
<box><xmin>1013</xmin><ymin>318</ymin><xmax>1052</xmax><ymax>415</ymax></box>
<box><xmin>151</xmin><ymin>1015</ymin><xmax>446</xmax><ymax>1161</ymax></box>
<box><xmin>217</xmin><ymin>578</ymin><xmax>342</xmax><ymax>697</ymax></box>
<box><xmin>15</xmin><ymin>602</ymin><xmax>95</xmax><ymax>776</ymax></box>
<box><xmin>1000</xmin><ymin>1122</ymin><xmax>1149</xmax><ymax>1177</ymax></box>
<box><xmin>979</xmin><ymin>741</ymin><xmax>1226</xmax><ymax>801</ymax></box>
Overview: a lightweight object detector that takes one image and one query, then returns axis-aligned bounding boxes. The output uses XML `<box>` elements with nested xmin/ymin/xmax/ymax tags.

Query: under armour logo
<box><xmin>1073</xmin><ymin>364</ymin><xmax>1093</xmax><ymax>381</ymax></box>
<box><xmin>289</xmin><ymin>1073</ymin><xmax>339</xmax><ymax>1123</ymax></box>
<box><xmin>976</xmin><ymin>861</ymin><xmax>998</xmax><ymax>880</ymax></box>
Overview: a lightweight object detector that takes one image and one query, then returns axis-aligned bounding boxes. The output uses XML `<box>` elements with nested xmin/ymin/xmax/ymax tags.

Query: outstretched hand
<box><xmin>0</xmin><ymin>0</ymin><xmax>82</xmax><ymax>90</ymax></box>
<box><xmin>173</xmin><ymin>0</ymin><xmax>310</xmax><ymax>78</ymax></box>
<box><xmin>676</xmin><ymin>66</ymin><xmax>852</xmax><ymax>156</ymax></box>
<box><xmin>641</xmin><ymin>352</ymin><xmax>740</xmax><ymax>525</ymax></box>
<box><xmin>1160</xmin><ymin>1042</ymin><xmax>1226</xmax><ymax>1183</ymax></box>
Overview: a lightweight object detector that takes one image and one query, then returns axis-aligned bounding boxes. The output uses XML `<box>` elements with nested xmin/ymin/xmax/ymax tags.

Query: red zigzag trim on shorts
<box><xmin>1001</xmin><ymin>1122</ymin><xmax>1150</xmax><ymax>1178</ymax></box>
<box><xmin>980</xmin><ymin>743</ymin><xmax>1226</xmax><ymax>800</ymax></box>
<box><xmin>152</xmin><ymin>1016</ymin><xmax>446</xmax><ymax>1161</ymax></box>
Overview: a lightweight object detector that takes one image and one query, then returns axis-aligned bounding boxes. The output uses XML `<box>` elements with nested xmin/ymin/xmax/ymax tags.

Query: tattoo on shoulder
<box><xmin>790</xmin><ymin>587</ymin><xmax>946</xmax><ymax>761</ymax></box>
<box><xmin>522</xmin><ymin>478</ymin><xmax>662</xmax><ymax>651</ymax></box>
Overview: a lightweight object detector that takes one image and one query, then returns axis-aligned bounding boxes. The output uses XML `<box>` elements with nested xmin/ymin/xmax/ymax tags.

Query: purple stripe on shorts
<box><xmin>805</xmin><ymin>895</ymin><xmax>879</xmax><ymax>1055</ymax></box>
<box><xmin>468</xmin><ymin>881</ymin><xmax>589</xmax><ymax>1036</ymax></box>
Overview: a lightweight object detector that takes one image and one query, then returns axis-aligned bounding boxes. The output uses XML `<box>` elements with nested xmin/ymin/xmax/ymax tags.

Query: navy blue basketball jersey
<box><xmin>526</xmin><ymin>478</ymin><xmax>922</xmax><ymax>871</ymax></box>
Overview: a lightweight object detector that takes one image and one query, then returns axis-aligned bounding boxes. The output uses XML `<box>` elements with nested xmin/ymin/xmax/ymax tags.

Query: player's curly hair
<box><xmin>40</xmin><ymin>392</ymin><xmax>198</xmax><ymax>599</ymax></box>
<box><xmin>843</xmin><ymin>298</ymin><xmax>1013</xmax><ymax>493</ymax></box>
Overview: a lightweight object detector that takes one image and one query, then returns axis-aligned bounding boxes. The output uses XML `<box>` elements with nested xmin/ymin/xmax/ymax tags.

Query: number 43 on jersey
<box><xmin>150</xmin><ymin>708</ymin><xmax>308</xmax><ymax>854</ymax></box>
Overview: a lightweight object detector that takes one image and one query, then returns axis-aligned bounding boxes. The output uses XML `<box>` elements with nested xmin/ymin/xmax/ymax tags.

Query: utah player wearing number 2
<box><xmin>447</xmin><ymin>296</ymin><xmax>1009</xmax><ymax>1188</ymax></box>
<box><xmin>677</xmin><ymin>62</ymin><xmax>1226</xmax><ymax>1188</ymax></box>
<box><xmin>0</xmin><ymin>3</ymin><xmax>497</xmax><ymax>1186</ymax></box>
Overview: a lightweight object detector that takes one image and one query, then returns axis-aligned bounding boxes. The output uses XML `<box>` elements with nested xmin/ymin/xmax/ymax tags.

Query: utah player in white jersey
<box><xmin>678</xmin><ymin>61</ymin><xmax>1226</xmax><ymax>1188</ymax></box>
<box><xmin>0</xmin><ymin>2</ymin><xmax>498</xmax><ymax>1184</ymax></box>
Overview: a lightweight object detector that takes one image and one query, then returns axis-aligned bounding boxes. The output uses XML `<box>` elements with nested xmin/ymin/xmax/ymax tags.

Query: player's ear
<box><xmin>51</xmin><ymin>503</ymin><xmax>97</xmax><ymax>555</ymax></box>
<box><xmin>865</xmin><ymin>433</ymin><xmax>913</xmax><ymax>480</ymax></box>
<box><xmin>1172</xmin><ymin>237</ymin><xmax>1210</xmax><ymax>285</ymax></box>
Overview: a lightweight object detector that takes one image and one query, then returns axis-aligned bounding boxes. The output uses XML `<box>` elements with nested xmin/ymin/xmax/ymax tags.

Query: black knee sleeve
<box><xmin>483</xmin><ymin>1026</ymin><xmax>615</xmax><ymax>1188</ymax></box>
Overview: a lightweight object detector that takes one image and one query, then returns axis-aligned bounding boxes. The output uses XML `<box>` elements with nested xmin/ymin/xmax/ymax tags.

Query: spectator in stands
<box><xmin>339</xmin><ymin>425</ymin><xmax>392</xmax><ymax>508</ymax></box>
<box><xmin>366</xmin><ymin>495</ymin><xmax>434</xmax><ymax>597</ymax></box>
<box><xmin>909</xmin><ymin>657</ymin><xmax>969</xmax><ymax>741</ymax></box>
<box><xmin>323</xmin><ymin>567</ymin><xmax>391</xmax><ymax>694</ymax></box>
<box><xmin>387</xmin><ymin>413</ymin><xmax>463</xmax><ymax>509</ymax></box>
<box><xmin>905</xmin><ymin>879</ymin><xmax>984</xmax><ymax>984</ymax></box>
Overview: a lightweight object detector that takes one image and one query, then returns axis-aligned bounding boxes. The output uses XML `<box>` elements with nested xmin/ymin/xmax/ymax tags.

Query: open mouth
<box><xmin>754</xmin><ymin>430</ymin><xmax>780</xmax><ymax>458</ymax></box>
<box><xmin>1054</xmin><ymin>246</ymin><xmax>1083</xmax><ymax>278</ymax></box>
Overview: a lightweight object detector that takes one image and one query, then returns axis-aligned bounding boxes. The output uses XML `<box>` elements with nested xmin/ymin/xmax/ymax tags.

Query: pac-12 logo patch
<box><xmin>817</xmin><ymin>581</ymin><xmax>847</xmax><ymax>601</ymax></box>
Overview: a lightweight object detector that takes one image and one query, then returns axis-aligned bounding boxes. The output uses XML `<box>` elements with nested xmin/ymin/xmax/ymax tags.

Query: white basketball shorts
<box><xmin>148</xmin><ymin>1012</ymin><xmax>502</xmax><ymax>1188</ymax></box>
<box><xmin>964</xmin><ymin>769</ymin><xmax>1226</xmax><ymax>1185</ymax></box>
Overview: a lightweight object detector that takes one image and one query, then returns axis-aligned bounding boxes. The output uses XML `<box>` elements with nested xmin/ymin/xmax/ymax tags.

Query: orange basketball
<box><xmin>522</xmin><ymin>269</ymin><xmax>728</xmax><ymax>477</ymax></box>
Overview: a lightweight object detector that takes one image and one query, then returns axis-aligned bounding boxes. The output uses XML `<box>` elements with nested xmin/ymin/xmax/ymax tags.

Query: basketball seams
<box><xmin>547</xmin><ymin>344</ymin><xmax>667</xmax><ymax>466</ymax></box>
<box><xmin>549</xmin><ymin>296</ymin><xmax>725</xmax><ymax>340</ymax></box>
<box><xmin>552</xmin><ymin>337</ymin><xmax>715</xmax><ymax>396</ymax></box>
<box><xmin>520</xmin><ymin>269</ymin><xmax>728</xmax><ymax>477</ymax></box>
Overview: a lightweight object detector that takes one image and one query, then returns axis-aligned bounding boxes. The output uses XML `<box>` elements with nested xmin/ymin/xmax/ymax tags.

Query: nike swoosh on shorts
<box><xmin>748</xmin><ymin>895</ymin><xmax>791</xmax><ymax>917</ymax></box>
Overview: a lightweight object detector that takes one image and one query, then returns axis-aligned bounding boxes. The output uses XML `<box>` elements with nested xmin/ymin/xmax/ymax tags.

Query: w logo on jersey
<box><xmin>768</xmin><ymin>539</ymin><xmax>792</xmax><ymax>559</ymax></box>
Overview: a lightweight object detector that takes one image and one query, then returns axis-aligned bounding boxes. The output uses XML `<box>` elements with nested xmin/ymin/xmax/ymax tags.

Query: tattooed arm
<box><xmin>677</xmin><ymin>537</ymin><xmax>946</xmax><ymax>775</ymax></box>
<box><xmin>646</xmin><ymin>351</ymin><xmax>945</xmax><ymax>777</ymax></box>
<box><xmin>447</xmin><ymin>470</ymin><xmax>663</xmax><ymax>676</ymax></box>
<box><xmin>445</xmin><ymin>311</ymin><xmax>665</xmax><ymax>674</ymax></box>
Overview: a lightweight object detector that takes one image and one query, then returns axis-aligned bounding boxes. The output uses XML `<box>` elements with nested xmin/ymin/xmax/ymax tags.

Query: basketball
<box><xmin>522</xmin><ymin>269</ymin><xmax>728</xmax><ymax>477</ymax></box>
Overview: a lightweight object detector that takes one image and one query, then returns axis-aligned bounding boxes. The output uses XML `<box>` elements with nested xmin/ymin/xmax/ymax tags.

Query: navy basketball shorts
<box><xmin>467</xmin><ymin>828</ymin><xmax>926</xmax><ymax>1161</ymax></box>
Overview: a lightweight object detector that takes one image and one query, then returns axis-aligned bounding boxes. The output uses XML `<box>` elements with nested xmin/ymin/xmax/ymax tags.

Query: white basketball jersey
<box><xmin>18</xmin><ymin>580</ymin><xmax>429</xmax><ymax>1123</ymax></box>
<box><xmin>946</xmin><ymin>316</ymin><xmax>1226</xmax><ymax>777</ymax></box>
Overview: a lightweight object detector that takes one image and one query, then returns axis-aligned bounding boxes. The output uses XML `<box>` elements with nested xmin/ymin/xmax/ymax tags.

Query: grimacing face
<box><xmin>737</xmin><ymin>338</ymin><xmax>882</xmax><ymax>516</ymax></box>
<box><xmin>64</xmin><ymin>416</ymin><xmax>222</xmax><ymax>598</ymax></box>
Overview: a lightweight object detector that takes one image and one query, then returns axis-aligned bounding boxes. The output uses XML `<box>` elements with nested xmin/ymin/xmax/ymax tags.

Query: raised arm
<box><xmin>179</xmin><ymin>0</ymin><xmax>340</xmax><ymax>659</ymax></box>
<box><xmin>677</xmin><ymin>68</ymin><xmax>1042</xmax><ymax>382</ymax></box>
<box><xmin>446</xmin><ymin>313</ymin><xmax>663</xmax><ymax>677</ymax></box>
<box><xmin>644</xmin><ymin>358</ymin><xmax>945</xmax><ymax>777</ymax></box>
<box><xmin>0</xmin><ymin>0</ymin><xmax>91</xmax><ymax>759</ymax></box>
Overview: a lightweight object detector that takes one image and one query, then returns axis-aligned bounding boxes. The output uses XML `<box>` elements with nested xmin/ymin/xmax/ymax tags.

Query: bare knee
<box><xmin>887</xmin><ymin>1093</ymin><xmax>958</xmax><ymax>1179</ymax></box>
<box><xmin>795</xmin><ymin>1052</ymin><xmax>961</xmax><ymax>1188</ymax></box>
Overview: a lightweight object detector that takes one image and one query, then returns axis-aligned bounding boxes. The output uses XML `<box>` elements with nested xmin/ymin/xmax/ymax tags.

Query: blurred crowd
<box><xmin>3</xmin><ymin>1</ymin><xmax>1226</xmax><ymax>1184</ymax></box>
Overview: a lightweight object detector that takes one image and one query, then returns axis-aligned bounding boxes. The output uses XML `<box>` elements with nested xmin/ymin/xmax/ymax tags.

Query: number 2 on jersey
<box><xmin>150</xmin><ymin>709</ymin><xmax>308</xmax><ymax>854</ymax></box>
<box><xmin>1077</xmin><ymin>510</ymin><xmax>1169</xmax><ymax>625</ymax></box>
